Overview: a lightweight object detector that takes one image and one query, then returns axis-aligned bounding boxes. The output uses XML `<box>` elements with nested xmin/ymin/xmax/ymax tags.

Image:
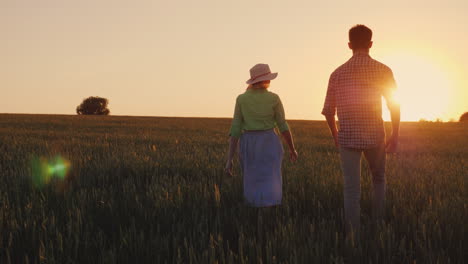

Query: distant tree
<box><xmin>460</xmin><ymin>112</ymin><xmax>468</xmax><ymax>122</ymax></box>
<box><xmin>76</xmin><ymin>96</ymin><xmax>110</xmax><ymax>115</ymax></box>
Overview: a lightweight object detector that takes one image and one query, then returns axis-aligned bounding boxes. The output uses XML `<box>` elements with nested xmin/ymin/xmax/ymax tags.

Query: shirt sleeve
<box><xmin>229</xmin><ymin>96</ymin><xmax>243</xmax><ymax>138</ymax></box>
<box><xmin>321</xmin><ymin>73</ymin><xmax>337</xmax><ymax>116</ymax></box>
<box><xmin>274</xmin><ymin>96</ymin><xmax>290</xmax><ymax>132</ymax></box>
<box><xmin>382</xmin><ymin>67</ymin><xmax>399</xmax><ymax>109</ymax></box>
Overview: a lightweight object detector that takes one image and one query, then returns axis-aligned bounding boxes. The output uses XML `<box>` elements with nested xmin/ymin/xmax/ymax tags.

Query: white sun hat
<box><xmin>246</xmin><ymin>63</ymin><xmax>278</xmax><ymax>85</ymax></box>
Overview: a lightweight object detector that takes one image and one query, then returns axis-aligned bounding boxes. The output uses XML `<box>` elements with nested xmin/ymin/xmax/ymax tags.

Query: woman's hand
<box><xmin>225</xmin><ymin>159</ymin><xmax>234</xmax><ymax>176</ymax></box>
<box><xmin>225</xmin><ymin>137</ymin><xmax>239</xmax><ymax>176</ymax></box>
<box><xmin>289</xmin><ymin>149</ymin><xmax>298</xmax><ymax>162</ymax></box>
<box><xmin>281</xmin><ymin>130</ymin><xmax>298</xmax><ymax>163</ymax></box>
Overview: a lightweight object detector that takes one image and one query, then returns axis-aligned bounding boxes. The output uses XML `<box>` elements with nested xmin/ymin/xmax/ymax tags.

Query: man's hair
<box><xmin>349</xmin><ymin>25</ymin><xmax>372</xmax><ymax>49</ymax></box>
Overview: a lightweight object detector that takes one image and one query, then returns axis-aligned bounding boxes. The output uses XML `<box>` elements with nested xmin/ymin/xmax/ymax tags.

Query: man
<box><xmin>321</xmin><ymin>25</ymin><xmax>400</xmax><ymax>238</ymax></box>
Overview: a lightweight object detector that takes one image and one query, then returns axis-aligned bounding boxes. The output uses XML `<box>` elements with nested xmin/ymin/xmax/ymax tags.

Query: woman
<box><xmin>225</xmin><ymin>63</ymin><xmax>298</xmax><ymax>207</ymax></box>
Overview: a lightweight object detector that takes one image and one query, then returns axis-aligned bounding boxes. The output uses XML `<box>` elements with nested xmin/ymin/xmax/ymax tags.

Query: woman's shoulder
<box><xmin>236</xmin><ymin>92</ymin><xmax>247</xmax><ymax>100</ymax></box>
<box><xmin>266</xmin><ymin>91</ymin><xmax>281</xmax><ymax>100</ymax></box>
<box><xmin>237</xmin><ymin>89</ymin><xmax>280</xmax><ymax>100</ymax></box>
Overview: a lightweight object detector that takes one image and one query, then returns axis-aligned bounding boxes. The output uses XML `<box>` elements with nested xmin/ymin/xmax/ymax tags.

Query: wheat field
<box><xmin>0</xmin><ymin>114</ymin><xmax>466</xmax><ymax>263</ymax></box>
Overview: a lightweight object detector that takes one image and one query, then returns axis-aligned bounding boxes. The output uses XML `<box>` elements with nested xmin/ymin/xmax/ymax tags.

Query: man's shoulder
<box><xmin>331</xmin><ymin>62</ymin><xmax>348</xmax><ymax>77</ymax></box>
<box><xmin>370</xmin><ymin>58</ymin><xmax>393</xmax><ymax>72</ymax></box>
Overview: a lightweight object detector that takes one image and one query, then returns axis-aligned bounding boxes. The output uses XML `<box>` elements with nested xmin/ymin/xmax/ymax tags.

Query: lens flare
<box><xmin>31</xmin><ymin>156</ymin><xmax>71</xmax><ymax>187</ymax></box>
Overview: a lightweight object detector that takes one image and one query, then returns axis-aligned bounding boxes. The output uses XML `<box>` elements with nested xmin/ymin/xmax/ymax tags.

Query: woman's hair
<box><xmin>250</xmin><ymin>81</ymin><xmax>270</xmax><ymax>89</ymax></box>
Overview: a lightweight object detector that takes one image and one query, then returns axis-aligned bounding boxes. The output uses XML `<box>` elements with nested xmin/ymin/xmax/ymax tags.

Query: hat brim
<box><xmin>246</xmin><ymin>72</ymin><xmax>278</xmax><ymax>85</ymax></box>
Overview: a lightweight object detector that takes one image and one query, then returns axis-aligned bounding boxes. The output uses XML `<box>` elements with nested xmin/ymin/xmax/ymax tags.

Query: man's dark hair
<box><xmin>349</xmin><ymin>24</ymin><xmax>372</xmax><ymax>49</ymax></box>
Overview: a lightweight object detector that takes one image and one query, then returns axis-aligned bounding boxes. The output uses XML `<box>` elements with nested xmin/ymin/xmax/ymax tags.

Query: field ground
<box><xmin>0</xmin><ymin>114</ymin><xmax>466</xmax><ymax>263</ymax></box>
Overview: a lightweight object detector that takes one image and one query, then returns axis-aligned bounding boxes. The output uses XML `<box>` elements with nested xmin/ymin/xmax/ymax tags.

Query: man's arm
<box><xmin>383</xmin><ymin>68</ymin><xmax>400</xmax><ymax>153</ymax></box>
<box><xmin>322</xmin><ymin>73</ymin><xmax>338</xmax><ymax>147</ymax></box>
<box><xmin>325</xmin><ymin>114</ymin><xmax>339</xmax><ymax>148</ymax></box>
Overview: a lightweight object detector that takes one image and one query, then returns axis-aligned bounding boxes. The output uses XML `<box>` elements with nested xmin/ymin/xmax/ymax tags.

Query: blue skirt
<box><xmin>239</xmin><ymin>129</ymin><xmax>284</xmax><ymax>207</ymax></box>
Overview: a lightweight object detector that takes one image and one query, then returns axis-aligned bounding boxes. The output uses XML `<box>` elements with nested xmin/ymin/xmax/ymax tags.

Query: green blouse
<box><xmin>229</xmin><ymin>89</ymin><xmax>290</xmax><ymax>138</ymax></box>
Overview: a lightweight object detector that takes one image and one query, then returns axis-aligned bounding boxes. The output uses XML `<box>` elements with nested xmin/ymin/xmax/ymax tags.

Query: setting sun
<box><xmin>382</xmin><ymin>53</ymin><xmax>454</xmax><ymax>121</ymax></box>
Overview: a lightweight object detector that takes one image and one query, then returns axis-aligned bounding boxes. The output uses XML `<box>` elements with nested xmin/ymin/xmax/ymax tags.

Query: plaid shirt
<box><xmin>322</xmin><ymin>51</ymin><xmax>397</xmax><ymax>149</ymax></box>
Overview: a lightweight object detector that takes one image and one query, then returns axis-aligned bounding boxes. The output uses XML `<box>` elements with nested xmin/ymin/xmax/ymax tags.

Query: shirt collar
<box><xmin>352</xmin><ymin>50</ymin><xmax>371</xmax><ymax>58</ymax></box>
<box><xmin>246</xmin><ymin>88</ymin><xmax>267</xmax><ymax>93</ymax></box>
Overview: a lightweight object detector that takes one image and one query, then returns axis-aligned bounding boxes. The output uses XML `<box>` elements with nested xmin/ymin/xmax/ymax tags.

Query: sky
<box><xmin>1</xmin><ymin>0</ymin><xmax>467</xmax><ymax>121</ymax></box>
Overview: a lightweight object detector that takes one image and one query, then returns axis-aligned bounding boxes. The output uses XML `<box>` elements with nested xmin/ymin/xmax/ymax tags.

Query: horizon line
<box><xmin>0</xmin><ymin>112</ymin><xmax>458</xmax><ymax>122</ymax></box>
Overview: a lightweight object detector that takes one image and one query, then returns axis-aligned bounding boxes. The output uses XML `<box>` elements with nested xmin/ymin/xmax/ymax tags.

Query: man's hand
<box><xmin>290</xmin><ymin>149</ymin><xmax>298</xmax><ymax>162</ymax></box>
<box><xmin>386</xmin><ymin>100</ymin><xmax>400</xmax><ymax>154</ymax></box>
<box><xmin>225</xmin><ymin>159</ymin><xmax>234</xmax><ymax>176</ymax></box>
<box><xmin>333</xmin><ymin>134</ymin><xmax>340</xmax><ymax>148</ymax></box>
<box><xmin>386</xmin><ymin>134</ymin><xmax>399</xmax><ymax>153</ymax></box>
<box><xmin>325</xmin><ymin>114</ymin><xmax>339</xmax><ymax>148</ymax></box>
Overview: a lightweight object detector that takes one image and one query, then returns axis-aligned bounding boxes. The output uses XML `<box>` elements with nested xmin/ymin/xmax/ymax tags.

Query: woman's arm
<box><xmin>274</xmin><ymin>96</ymin><xmax>298</xmax><ymax>162</ymax></box>
<box><xmin>226</xmin><ymin>97</ymin><xmax>242</xmax><ymax>176</ymax></box>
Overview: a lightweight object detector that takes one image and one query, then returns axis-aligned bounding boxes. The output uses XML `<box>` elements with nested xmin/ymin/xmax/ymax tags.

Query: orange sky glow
<box><xmin>1</xmin><ymin>0</ymin><xmax>467</xmax><ymax>121</ymax></box>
